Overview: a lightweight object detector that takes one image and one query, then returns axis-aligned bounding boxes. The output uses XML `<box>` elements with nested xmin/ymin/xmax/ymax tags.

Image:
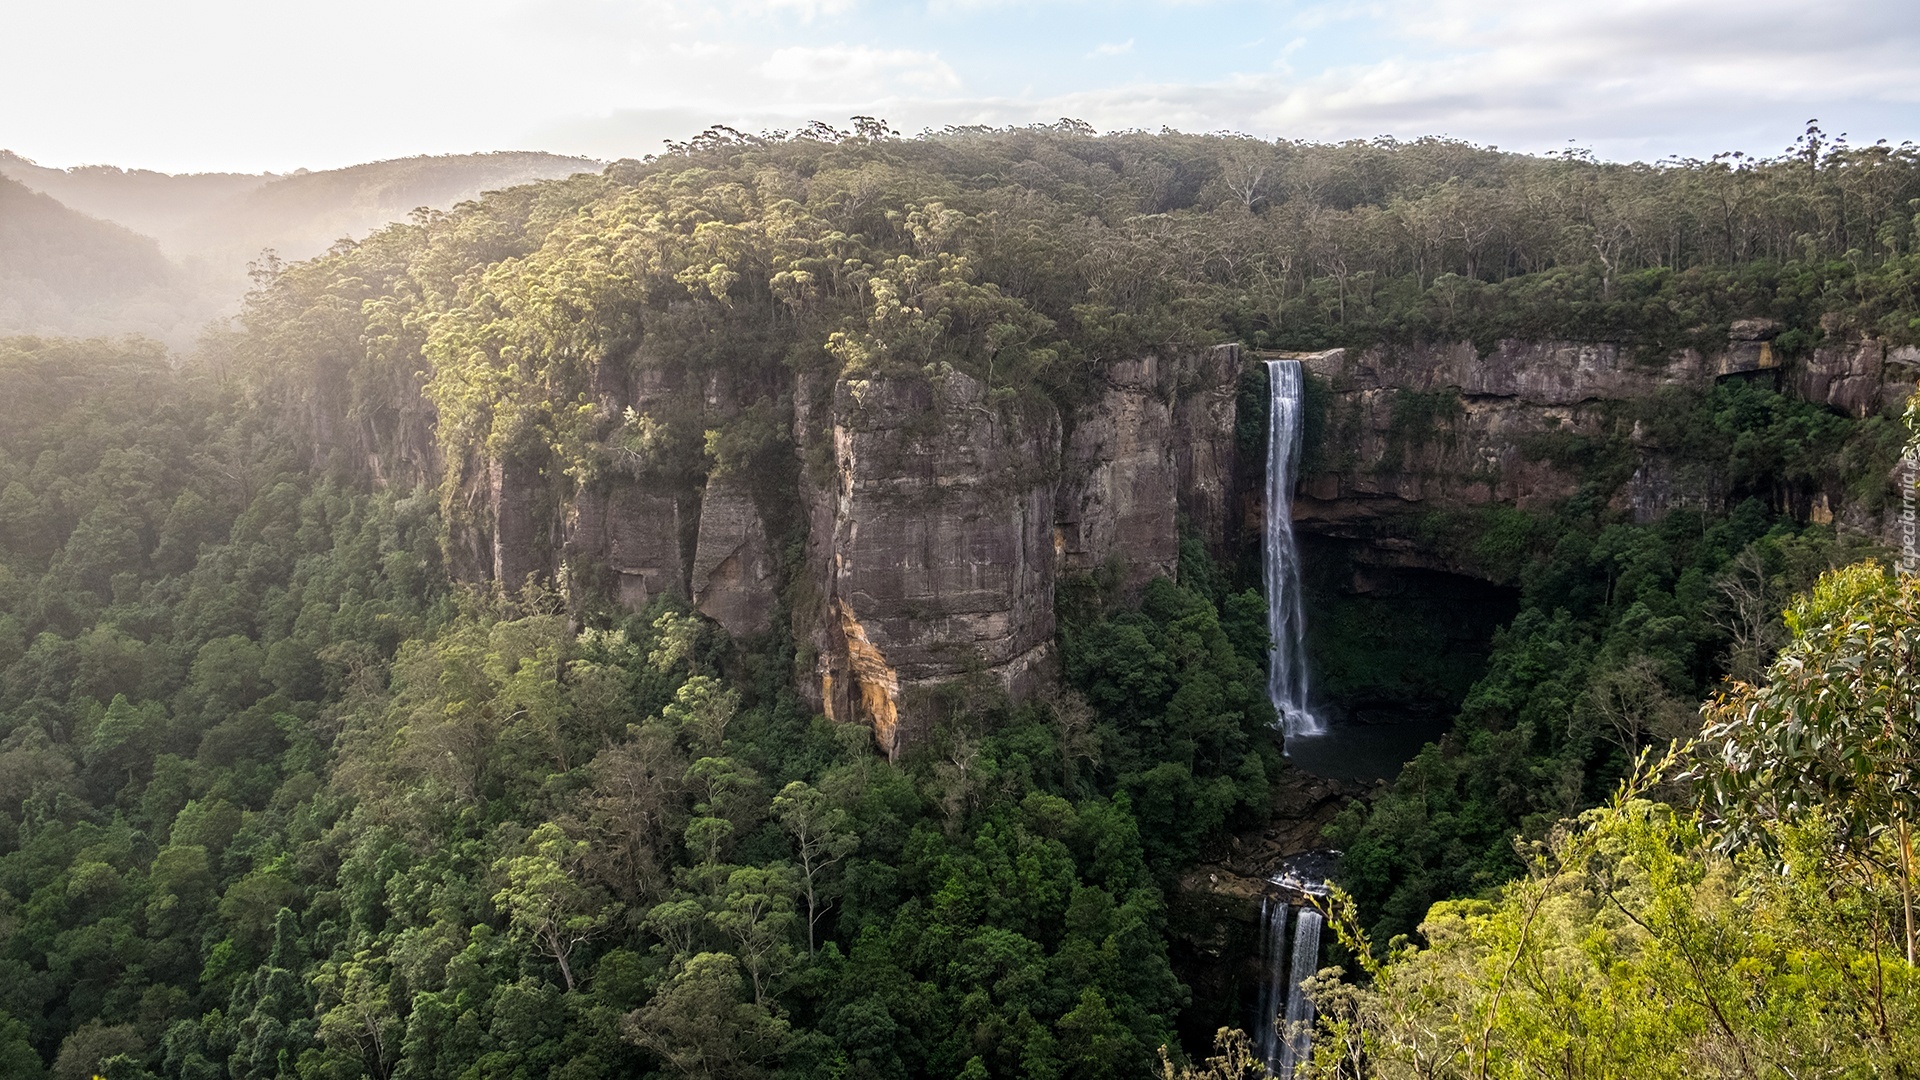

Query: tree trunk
<box><xmin>1899</xmin><ymin>817</ymin><xmax>1916</xmax><ymax>967</ymax></box>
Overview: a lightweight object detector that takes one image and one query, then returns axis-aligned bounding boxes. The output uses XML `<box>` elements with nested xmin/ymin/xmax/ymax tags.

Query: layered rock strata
<box><xmin>1280</xmin><ymin>333</ymin><xmax>1916</xmax><ymax>575</ymax></box>
<box><xmin>1293</xmin><ymin>339</ymin><xmax>1709</xmax><ymax>525</ymax></box>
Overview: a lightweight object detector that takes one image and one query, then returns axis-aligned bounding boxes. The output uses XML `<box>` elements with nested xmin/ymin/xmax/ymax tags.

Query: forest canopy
<box><xmin>2</xmin><ymin>122</ymin><xmax>1919</xmax><ymax>1079</ymax></box>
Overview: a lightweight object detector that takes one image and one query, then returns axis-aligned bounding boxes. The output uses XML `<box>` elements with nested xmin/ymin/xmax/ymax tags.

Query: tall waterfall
<box><xmin>1265</xmin><ymin>359</ymin><xmax>1325</xmax><ymax>742</ymax></box>
<box><xmin>1275</xmin><ymin>907</ymin><xmax>1324</xmax><ymax>1078</ymax></box>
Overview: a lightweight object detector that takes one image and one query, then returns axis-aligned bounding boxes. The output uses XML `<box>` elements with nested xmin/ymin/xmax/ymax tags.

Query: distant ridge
<box><xmin>0</xmin><ymin>175</ymin><xmax>198</xmax><ymax>340</ymax></box>
<box><xmin>0</xmin><ymin>150</ymin><xmax>603</xmax><ymax>344</ymax></box>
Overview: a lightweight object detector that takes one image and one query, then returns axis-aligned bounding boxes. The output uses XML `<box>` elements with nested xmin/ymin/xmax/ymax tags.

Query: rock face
<box><xmin>566</xmin><ymin>484</ymin><xmax>687</xmax><ymax>611</ymax></box>
<box><xmin>1056</xmin><ymin>356</ymin><xmax>1181</xmax><ymax>589</ymax></box>
<box><xmin>429</xmin><ymin>325</ymin><xmax>1916</xmax><ymax>751</ymax></box>
<box><xmin>1796</xmin><ymin>340</ymin><xmax>1919</xmax><ymax>419</ymax></box>
<box><xmin>490</xmin><ymin>456</ymin><xmax>552</xmax><ymax>589</ymax></box>
<box><xmin>1055</xmin><ymin>344</ymin><xmax>1247</xmax><ymax>590</ymax></box>
<box><xmin>426</xmin><ymin>344</ymin><xmax>1246</xmax><ymax>753</ymax></box>
<box><xmin>793</xmin><ymin>348</ymin><xmax>1248</xmax><ymax>753</ymax></box>
<box><xmin>1173</xmin><ymin>345</ymin><xmax>1246</xmax><ymax>555</ymax></box>
<box><xmin>803</xmin><ymin>371</ymin><xmax>1061</xmax><ymax>756</ymax></box>
<box><xmin>1278</xmin><ymin>333</ymin><xmax>1916</xmax><ymax>574</ymax></box>
<box><xmin>690</xmin><ymin>476</ymin><xmax>775</xmax><ymax>637</ymax></box>
<box><xmin>1292</xmin><ymin>340</ymin><xmax>1712</xmax><ymax>539</ymax></box>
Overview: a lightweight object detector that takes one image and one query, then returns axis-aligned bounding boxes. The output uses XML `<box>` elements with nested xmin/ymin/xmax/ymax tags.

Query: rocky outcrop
<box><xmin>793</xmin><ymin>347</ymin><xmax>1248</xmax><ymax>753</ymax></box>
<box><xmin>1173</xmin><ymin>345</ymin><xmax>1245</xmax><ymax>555</ymax></box>
<box><xmin>1291</xmin><ymin>340</ymin><xmax>1710</xmax><ymax>535</ymax></box>
<box><xmin>1274</xmin><ymin>332</ymin><xmax>1916</xmax><ymax>577</ymax></box>
<box><xmin>1056</xmin><ymin>356</ymin><xmax>1181</xmax><ymax>589</ymax></box>
<box><xmin>566</xmin><ymin>484</ymin><xmax>687</xmax><ymax>610</ymax></box>
<box><xmin>804</xmin><ymin>371</ymin><xmax>1060</xmax><ymax>756</ymax></box>
<box><xmin>491</xmin><ymin>456</ymin><xmax>553</xmax><ymax>589</ymax></box>
<box><xmin>689</xmin><ymin>476</ymin><xmax>775</xmax><ymax>637</ymax></box>
<box><xmin>1053</xmin><ymin>344</ymin><xmax>1246</xmax><ymax>592</ymax></box>
<box><xmin>1717</xmin><ymin>318</ymin><xmax>1784</xmax><ymax>377</ymax></box>
<box><xmin>1796</xmin><ymin>340</ymin><xmax>1919</xmax><ymax>418</ymax></box>
<box><xmin>444</xmin><ymin>345</ymin><xmax>1246</xmax><ymax>753</ymax></box>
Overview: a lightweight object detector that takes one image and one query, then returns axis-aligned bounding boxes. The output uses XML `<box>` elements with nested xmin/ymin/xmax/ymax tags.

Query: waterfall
<box><xmin>1275</xmin><ymin>907</ymin><xmax>1324</xmax><ymax>1079</ymax></box>
<box><xmin>1265</xmin><ymin>359</ymin><xmax>1325</xmax><ymax>743</ymax></box>
<box><xmin>1253</xmin><ymin>897</ymin><xmax>1290</xmax><ymax>1068</ymax></box>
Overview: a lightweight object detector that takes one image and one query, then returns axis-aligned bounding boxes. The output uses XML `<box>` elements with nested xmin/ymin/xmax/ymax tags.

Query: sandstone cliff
<box><xmin>799</xmin><ymin>347</ymin><xmax>1245</xmax><ymax>754</ymax></box>
<box><xmin>1278</xmin><ymin>332</ymin><xmax>1917</xmax><ymax>577</ymax></box>
<box><xmin>420</xmin><ymin>325</ymin><xmax>1913</xmax><ymax>754</ymax></box>
<box><xmin>419</xmin><ymin>345</ymin><xmax>1245</xmax><ymax>753</ymax></box>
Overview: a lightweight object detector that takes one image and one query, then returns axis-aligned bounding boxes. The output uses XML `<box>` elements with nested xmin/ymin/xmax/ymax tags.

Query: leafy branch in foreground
<box><xmin>1294</xmin><ymin>560</ymin><xmax>1920</xmax><ymax>1079</ymax></box>
<box><xmin>1695</xmin><ymin>561</ymin><xmax>1920</xmax><ymax>964</ymax></box>
<box><xmin>1305</xmin><ymin>740</ymin><xmax>1917</xmax><ymax>1079</ymax></box>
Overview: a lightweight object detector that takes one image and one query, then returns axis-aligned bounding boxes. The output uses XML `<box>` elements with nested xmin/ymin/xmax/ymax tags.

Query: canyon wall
<box><xmin>798</xmin><ymin>348</ymin><xmax>1244</xmax><ymax>755</ymax></box>
<box><xmin>1279</xmin><ymin>331</ymin><xmax>1918</xmax><ymax>576</ymax></box>
<box><xmin>432</xmin><ymin>345</ymin><xmax>1245</xmax><ymax>754</ymax></box>
<box><xmin>431</xmin><ymin>327</ymin><xmax>1913</xmax><ymax>752</ymax></box>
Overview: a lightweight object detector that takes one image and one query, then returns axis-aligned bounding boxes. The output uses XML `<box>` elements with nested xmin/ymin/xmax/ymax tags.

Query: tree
<box><xmin>492</xmin><ymin>823</ymin><xmax>613</xmax><ymax>990</ymax></box>
<box><xmin>51</xmin><ymin>1021</ymin><xmax>142</xmax><ymax>1080</ymax></box>
<box><xmin>1309</xmin><ymin>761</ymin><xmax>1920</xmax><ymax>1079</ymax></box>
<box><xmin>709</xmin><ymin>866</ymin><xmax>798</xmax><ymax>1005</ymax></box>
<box><xmin>625</xmin><ymin>952</ymin><xmax>791</xmax><ymax>1080</ymax></box>
<box><xmin>664</xmin><ymin>677</ymin><xmax>740</xmax><ymax>757</ymax></box>
<box><xmin>581</xmin><ymin>719</ymin><xmax>688</xmax><ymax>903</ymax></box>
<box><xmin>1157</xmin><ymin>1028</ymin><xmax>1263</xmax><ymax>1080</ymax></box>
<box><xmin>1699</xmin><ymin>561</ymin><xmax>1920</xmax><ymax>963</ymax></box>
<box><xmin>0</xmin><ymin>1012</ymin><xmax>46</xmax><ymax>1080</ymax></box>
<box><xmin>770</xmin><ymin>781</ymin><xmax>858</xmax><ymax>953</ymax></box>
<box><xmin>311</xmin><ymin>951</ymin><xmax>401</xmax><ymax>1080</ymax></box>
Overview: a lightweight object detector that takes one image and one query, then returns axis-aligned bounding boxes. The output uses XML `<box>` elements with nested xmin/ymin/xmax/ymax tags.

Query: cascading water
<box><xmin>1253</xmin><ymin>897</ymin><xmax>1290</xmax><ymax>1067</ymax></box>
<box><xmin>1275</xmin><ymin>907</ymin><xmax>1324</xmax><ymax>1078</ymax></box>
<box><xmin>1265</xmin><ymin>359</ymin><xmax>1325</xmax><ymax>744</ymax></box>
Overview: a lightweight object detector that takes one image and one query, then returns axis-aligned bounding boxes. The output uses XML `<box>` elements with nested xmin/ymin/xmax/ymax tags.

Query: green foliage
<box><xmin>0</xmin><ymin>332</ymin><xmax>1223</xmax><ymax>1077</ymax></box>
<box><xmin>231</xmin><ymin>124</ymin><xmax>1920</xmax><ymax>571</ymax></box>
<box><xmin>9</xmin><ymin>124</ymin><xmax>1920</xmax><ymax>1077</ymax></box>
<box><xmin>1697</xmin><ymin>562</ymin><xmax>1920</xmax><ymax>962</ymax></box>
<box><xmin>1310</xmin><ymin>762</ymin><xmax>1919</xmax><ymax>1079</ymax></box>
<box><xmin>1328</xmin><ymin>485</ymin><xmax>1877</xmax><ymax>940</ymax></box>
<box><xmin>1059</xmin><ymin>573</ymin><xmax>1278</xmax><ymax>868</ymax></box>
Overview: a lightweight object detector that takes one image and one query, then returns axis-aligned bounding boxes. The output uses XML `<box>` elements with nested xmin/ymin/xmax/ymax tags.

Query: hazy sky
<box><xmin>5</xmin><ymin>0</ymin><xmax>1917</xmax><ymax>173</ymax></box>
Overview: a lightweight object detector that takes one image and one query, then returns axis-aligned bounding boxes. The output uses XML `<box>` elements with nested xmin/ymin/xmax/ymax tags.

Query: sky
<box><xmin>3</xmin><ymin>0</ymin><xmax>1917</xmax><ymax>174</ymax></box>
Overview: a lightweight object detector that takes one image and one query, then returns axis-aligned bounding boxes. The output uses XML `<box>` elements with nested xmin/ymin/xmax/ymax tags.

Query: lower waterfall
<box><xmin>1265</xmin><ymin>359</ymin><xmax>1325</xmax><ymax>745</ymax></box>
<box><xmin>1255</xmin><ymin>899</ymin><xmax>1325</xmax><ymax>1078</ymax></box>
<box><xmin>1275</xmin><ymin>907</ymin><xmax>1323</xmax><ymax>1078</ymax></box>
<box><xmin>1253</xmin><ymin>898</ymin><xmax>1290</xmax><ymax>1067</ymax></box>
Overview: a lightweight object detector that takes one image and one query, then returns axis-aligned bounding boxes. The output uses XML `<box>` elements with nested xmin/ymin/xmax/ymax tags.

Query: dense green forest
<box><xmin>2</xmin><ymin>123</ymin><xmax>1918</xmax><ymax>1079</ymax></box>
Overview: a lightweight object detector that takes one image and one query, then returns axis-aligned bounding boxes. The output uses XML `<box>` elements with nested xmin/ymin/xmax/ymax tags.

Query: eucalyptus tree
<box><xmin>1698</xmin><ymin>561</ymin><xmax>1920</xmax><ymax>963</ymax></box>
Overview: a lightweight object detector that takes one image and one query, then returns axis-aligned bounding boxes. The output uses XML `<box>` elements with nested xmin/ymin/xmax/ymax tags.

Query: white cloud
<box><xmin>1235</xmin><ymin>0</ymin><xmax>1920</xmax><ymax>151</ymax></box>
<box><xmin>5</xmin><ymin>0</ymin><xmax>1916</xmax><ymax>171</ymax></box>
<box><xmin>760</xmin><ymin>44</ymin><xmax>962</xmax><ymax>95</ymax></box>
<box><xmin>753</xmin><ymin>0</ymin><xmax>860</xmax><ymax>19</ymax></box>
<box><xmin>524</xmin><ymin>0</ymin><xmax>1920</xmax><ymax>164</ymax></box>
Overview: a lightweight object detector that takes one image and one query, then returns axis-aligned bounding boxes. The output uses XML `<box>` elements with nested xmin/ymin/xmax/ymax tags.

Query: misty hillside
<box><xmin>0</xmin><ymin>152</ymin><xmax>269</xmax><ymax>251</ymax></box>
<box><xmin>0</xmin><ymin>175</ymin><xmax>201</xmax><ymax>339</ymax></box>
<box><xmin>0</xmin><ymin>150</ymin><xmax>602</xmax><ymax>344</ymax></box>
